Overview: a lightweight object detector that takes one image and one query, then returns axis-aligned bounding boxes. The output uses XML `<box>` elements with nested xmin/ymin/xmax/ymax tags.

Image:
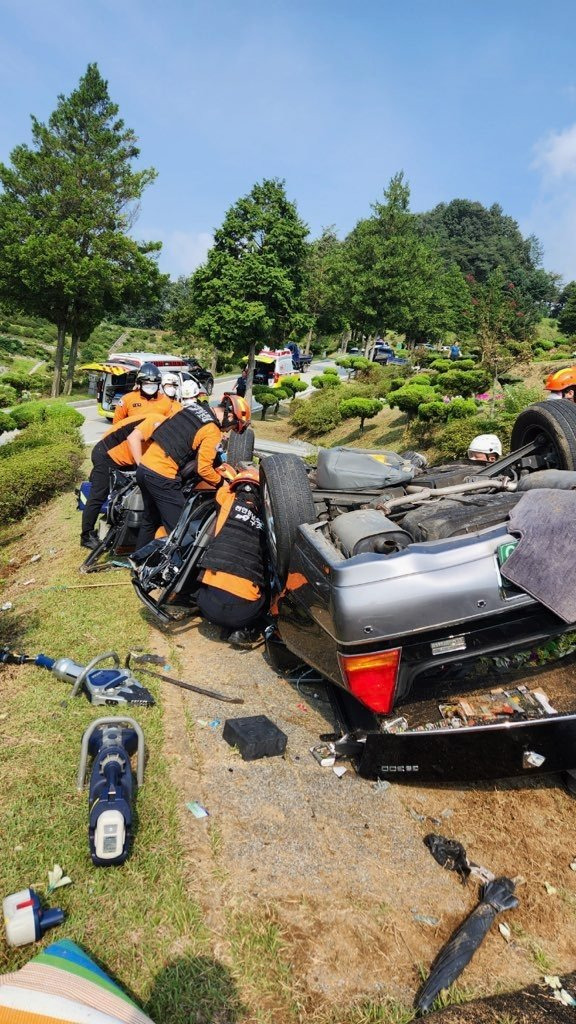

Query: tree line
<box><xmin>0</xmin><ymin>63</ymin><xmax>573</xmax><ymax>399</ymax></box>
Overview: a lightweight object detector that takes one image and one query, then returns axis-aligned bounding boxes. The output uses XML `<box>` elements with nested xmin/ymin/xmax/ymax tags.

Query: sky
<box><xmin>1</xmin><ymin>0</ymin><xmax>576</xmax><ymax>282</ymax></box>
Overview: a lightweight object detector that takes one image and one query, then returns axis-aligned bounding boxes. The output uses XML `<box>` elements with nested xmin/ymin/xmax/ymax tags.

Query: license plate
<box><xmin>497</xmin><ymin>541</ymin><xmax>518</xmax><ymax>566</ymax></box>
<box><xmin>431</xmin><ymin>635</ymin><xmax>467</xmax><ymax>656</ymax></box>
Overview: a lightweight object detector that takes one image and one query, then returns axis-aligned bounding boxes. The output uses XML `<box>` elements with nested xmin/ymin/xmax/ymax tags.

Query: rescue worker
<box><xmin>196</xmin><ymin>467</ymin><xmax>268</xmax><ymax>646</ymax></box>
<box><xmin>80</xmin><ymin>412</ymin><xmax>166</xmax><ymax>549</ymax></box>
<box><xmin>134</xmin><ymin>386</ymin><xmax>251</xmax><ymax>548</ymax></box>
<box><xmin>544</xmin><ymin>367</ymin><xmax>576</xmax><ymax>402</ymax></box>
<box><xmin>160</xmin><ymin>371</ymin><xmax>183</xmax><ymax>414</ymax></box>
<box><xmin>467</xmin><ymin>434</ymin><xmax>502</xmax><ymax>463</ymax></box>
<box><xmin>112</xmin><ymin>363</ymin><xmax>174</xmax><ymax>424</ymax></box>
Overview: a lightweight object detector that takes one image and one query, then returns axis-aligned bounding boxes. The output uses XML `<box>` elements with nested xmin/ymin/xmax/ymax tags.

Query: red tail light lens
<box><xmin>337</xmin><ymin>649</ymin><xmax>401</xmax><ymax>713</ymax></box>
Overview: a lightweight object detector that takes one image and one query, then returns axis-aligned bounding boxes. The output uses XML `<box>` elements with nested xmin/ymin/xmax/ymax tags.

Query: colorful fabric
<box><xmin>0</xmin><ymin>940</ymin><xmax>153</xmax><ymax>1023</ymax></box>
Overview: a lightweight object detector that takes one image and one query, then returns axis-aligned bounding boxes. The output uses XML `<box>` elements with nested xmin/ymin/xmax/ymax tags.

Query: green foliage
<box><xmin>9</xmin><ymin>400</ymin><xmax>84</xmax><ymax>430</ymax></box>
<box><xmin>388</xmin><ymin>383</ymin><xmax>438</xmax><ymax>418</ymax></box>
<box><xmin>339</xmin><ymin>396</ymin><xmax>383</xmax><ymax>432</ymax></box>
<box><xmin>176</xmin><ymin>179</ymin><xmax>308</xmax><ymax>377</ymax></box>
<box><xmin>433</xmin><ymin>367</ymin><xmax>491</xmax><ymax>396</ymax></box>
<box><xmin>447</xmin><ymin>397</ymin><xmax>479</xmax><ymax>418</ymax></box>
<box><xmin>501</xmin><ymin>383</ymin><xmax>544</xmax><ymax>414</ymax></box>
<box><xmin>311</xmin><ymin>372</ymin><xmax>342</xmax><ymax>389</ymax></box>
<box><xmin>558</xmin><ymin>291</ymin><xmax>576</xmax><ymax>336</ymax></box>
<box><xmin>0</xmin><ymin>383</ymin><xmax>18</xmax><ymax>407</ymax></box>
<box><xmin>278</xmin><ymin>375</ymin><xmax>308</xmax><ymax>398</ymax></box>
<box><xmin>417</xmin><ymin>400</ymin><xmax>450</xmax><ymax>422</ymax></box>
<box><xmin>434</xmin><ymin>413</ymin><xmax>514</xmax><ymax>460</ymax></box>
<box><xmin>0</xmin><ymin>405</ymin><xmax>84</xmax><ymax>519</ymax></box>
<box><xmin>429</xmin><ymin>358</ymin><xmax>452</xmax><ymax>372</ymax></box>
<box><xmin>0</xmin><ymin>63</ymin><xmax>161</xmax><ymax>395</ymax></box>
<box><xmin>253</xmin><ymin>385</ymin><xmax>288</xmax><ymax>419</ymax></box>
<box><xmin>0</xmin><ymin>411</ymin><xmax>16</xmax><ymax>433</ymax></box>
<box><xmin>290</xmin><ymin>391</ymin><xmax>343</xmax><ymax>435</ymax></box>
<box><xmin>409</xmin><ymin>373</ymin><xmax>434</xmax><ymax>386</ymax></box>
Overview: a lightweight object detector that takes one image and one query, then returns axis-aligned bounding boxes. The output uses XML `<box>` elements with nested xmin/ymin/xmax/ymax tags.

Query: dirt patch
<box><xmin>154</xmin><ymin>615</ymin><xmax>576</xmax><ymax>1015</ymax></box>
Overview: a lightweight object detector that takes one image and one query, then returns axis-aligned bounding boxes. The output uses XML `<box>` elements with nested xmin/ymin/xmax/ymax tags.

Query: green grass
<box><xmin>0</xmin><ymin>495</ymin><xmax>222</xmax><ymax>1022</ymax></box>
<box><xmin>228</xmin><ymin>907</ymin><xmax>301</xmax><ymax>1022</ymax></box>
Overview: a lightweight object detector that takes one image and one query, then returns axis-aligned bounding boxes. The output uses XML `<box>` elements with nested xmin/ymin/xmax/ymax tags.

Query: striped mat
<box><xmin>0</xmin><ymin>940</ymin><xmax>154</xmax><ymax>1023</ymax></box>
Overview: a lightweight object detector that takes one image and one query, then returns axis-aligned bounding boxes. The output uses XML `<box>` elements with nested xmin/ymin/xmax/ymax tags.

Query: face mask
<box><xmin>163</xmin><ymin>385</ymin><xmax>177</xmax><ymax>397</ymax></box>
<box><xmin>141</xmin><ymin>383</ymin><xmax>159</xmax><ymax>396</ymax></box>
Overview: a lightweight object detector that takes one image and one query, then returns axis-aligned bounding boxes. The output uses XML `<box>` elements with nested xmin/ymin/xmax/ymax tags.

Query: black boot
<box><xmin>80</xmin><ymin>531</ymin><xmax>100</xmax><ymax>550</ymax></box>
<box><xmin>228</xmin><ymin>627</ymin><xmax>261</xmax><ymax>648</ymax></box>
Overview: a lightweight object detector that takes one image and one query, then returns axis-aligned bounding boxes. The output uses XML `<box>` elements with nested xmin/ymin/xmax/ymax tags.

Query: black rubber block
<box><xmin>223</xmin><ymin>715</ymin><xmax>287</xmax><ymax>761</ymax></box>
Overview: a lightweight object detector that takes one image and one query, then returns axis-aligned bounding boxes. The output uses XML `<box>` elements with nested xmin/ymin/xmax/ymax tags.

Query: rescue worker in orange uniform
<box><xmin>134</xmin><ymin>386</ymin><xmax>251</xmax><ymax>549</ymax></box>
<box><xmin>112</xmin><ymin>363</ymin><xmax>175</xmax><ymax>424</ymax></box>
<box><xmin>196</xmin><ymin>467</ymin><xmax>268</xmax><ymax>646</ymax></box>
<box><xmin>80</xmin><ymin>411</ymin><xmax>167</xmax><ymax>549</ymax></box>
<box><xmin>545</xmin><ymin>367</ymin><xmax>576</xmax><ymax>402</ymax></box>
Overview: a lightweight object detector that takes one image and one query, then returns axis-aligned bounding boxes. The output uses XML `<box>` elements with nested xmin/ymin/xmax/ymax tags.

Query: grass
<box><xmin>252</xmin><ymin>402</ymin><xmax>408</xmax><ymax>451</ymax></box>
<box><xmin>0</xmin><ymin>495</ymin><xmax>218</xmax><ymax>1022</ymax></box>
<box><xmin>228</xmin><ymin>907</ymin><xmax>301</xmax><ymax>1022</ymax></box>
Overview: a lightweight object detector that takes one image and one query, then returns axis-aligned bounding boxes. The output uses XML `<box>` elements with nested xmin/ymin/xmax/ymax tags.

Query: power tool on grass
<box><xmin>77</xmin><ymin>717</ymin><xmax>145</xmax><ymax>866</ymax></box>
<box><xmin>1</xmin><ymin>648</ymin><xmax>155</xmax><ymax>707</ymax></box>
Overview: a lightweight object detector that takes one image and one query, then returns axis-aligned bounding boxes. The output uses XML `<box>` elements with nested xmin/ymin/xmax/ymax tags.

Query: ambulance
<box><xmin>81</xmin><ymin>353</ymin><xmax>190</xmax><ymax>419</ymax></box>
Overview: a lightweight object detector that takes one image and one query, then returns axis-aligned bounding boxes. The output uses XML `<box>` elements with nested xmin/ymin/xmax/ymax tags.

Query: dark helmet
<box><xmin>136</xmin><ymin>363</ymin><xmax>162</xmax><ymax>386</ymax></box>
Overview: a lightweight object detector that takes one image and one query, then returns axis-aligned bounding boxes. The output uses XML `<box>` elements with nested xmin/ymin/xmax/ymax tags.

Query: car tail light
<box><xmin>337</xmin><ymin>649</ymin><xmax>401</xmax><ymax>714</ymax></box>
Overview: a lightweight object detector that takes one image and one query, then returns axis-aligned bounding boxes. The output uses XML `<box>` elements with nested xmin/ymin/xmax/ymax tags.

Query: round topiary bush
<box><xmin>0</xmin><ymin>411</ymin><xmax>17</xmax><ymax>433</ymax></box>
<box><xmin>0</xmin><ymin>383</ymin><xmax>18</xmax><ymax>408</ymax></box>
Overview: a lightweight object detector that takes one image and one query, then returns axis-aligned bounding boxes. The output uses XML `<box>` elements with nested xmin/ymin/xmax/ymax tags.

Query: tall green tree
<box><xmin>344</xmin><ymin>173</ymin><xmax>471</xmax><ymax>345</ymax></box>
<box><xmin>301</xmin><ymin>227</ymin><xmax>348</xmax><ymax>351</ymax></box>
<box><xmin>181</xmin><ymin>178</ymin><xmax>309</xmax><ymax>403</ymax></box>
<box><xmin>0</xmin><ymin>63</ymin><xmax>161</xmax><ymax>395</ymax></box>
<box><xmin>558</xmin><ymin>289</ymin><xmax>576</xmax><ymax>336</ymax></box>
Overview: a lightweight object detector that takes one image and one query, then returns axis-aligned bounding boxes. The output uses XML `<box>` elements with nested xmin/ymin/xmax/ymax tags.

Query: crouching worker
<box><xmin>467</xmin><ymin>433</ymin><xmax>502</xmax><ymax>463</ymax></box>
<box><xmin>196</xmin><ymin>468</ymin><xmax>268</xmax><ymax>647</ymax></box>
<box><xmin>134</xmin><ymin>386</ymin><xmax>251</xmax><ymax>549</ymax></box>
<box><xmin>80</xmin><ymin>413</ymin><xmax>166</xmax><ymax>550</ymax></box>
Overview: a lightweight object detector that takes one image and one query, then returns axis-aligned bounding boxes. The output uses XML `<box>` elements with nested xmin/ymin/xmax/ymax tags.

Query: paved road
<box><xmin>78</xmin><ymin>359</ymin><xmax>338</xmax><ymax>447</ymax></box>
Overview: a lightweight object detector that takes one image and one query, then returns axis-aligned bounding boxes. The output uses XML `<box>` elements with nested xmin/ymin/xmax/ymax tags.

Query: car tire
<box><xmin>203</xmin><ymin>373</ymin><xmax>214</xmax><ymax>396</ymax></box>
<box><xmin>260</xmin><ymin>454</ymin><xmax>316</xmax><ymax>583</ymax></box>
<box><xmin>510</xmin><ymin>401</ymin><xmax>576</xmax><ymax>471</ymax></box>
<box><xmin>226</xmin><ymin>427</ymin><xmax>255</xmax><ymax>466</ymax></box>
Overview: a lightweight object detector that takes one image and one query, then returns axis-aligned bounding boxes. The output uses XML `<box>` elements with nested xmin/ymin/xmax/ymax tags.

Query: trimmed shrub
<box><xmin>0</xmin><ymin>411</ymin><xmax>16</xmax><ymax>433</ymax></box>
<box><xmin>388</xmin><ymin>384</ymin><xmax>438</xmax><ymax>419</ymax></box>
<box><xmin>278</xmin><ymin>376</ymin><xmax>308</xmax><ymax>399</ymax></box>
<box><xmin>9</xmin><ymin>400</ymin><xmax>84</xmax><ymax>429</ymax></box>
<box><xmin>418</xmin><ymin>401</ymin><xmax>450</xmax><ymax>423</ymax></box>
<box><xmin>311</xmin><ymin>372</ymin><xmax>342</xmax><ymax>389</ymax></box>
<box><xmin>447</xmin><ymin>397</ymin><xmax>479</xmax><ymax>419</ymax></box>
<box><xmin>0</xmin><ymin>383</ymin><xmax>18</xmax><ymax>408</ymax></box>
<box><xmin>0</xmin><ymin>442</ymin><xmax>83</xmax><ymax>521</ymax></box>
<box><xmin>339</xmin><ymin>397</ymin><xmax>383</xmax><ymax>433</ymax></box>
<box><xmin>433</xmin><ymin>368</ymin><xmax>491</xmax><ymax>397</ymax></box>
<box><xmin>290</xmin><ymin>392</ymin><xmax>342</xmax><ymax>435</ymax></box>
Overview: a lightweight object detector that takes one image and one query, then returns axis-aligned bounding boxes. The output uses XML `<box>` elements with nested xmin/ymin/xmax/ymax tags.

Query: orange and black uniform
<box><xmin>196</xmin><ymin>481</ymin><xmax>268</xmax><ymax>630</ymax></box>
<box><xmin>112</xmin><ymin>389</ymin><xmax>175</xmax><ymax>424</ymax></box>
<box><xmin>135</xmin><ymin>402</ymin><xmax>222</xmax><ymax>547</ymax></box>
<box><xmin>81</xmin><ymin>413</ymin><xmax>166</xmax><ymax>539</ymax></box>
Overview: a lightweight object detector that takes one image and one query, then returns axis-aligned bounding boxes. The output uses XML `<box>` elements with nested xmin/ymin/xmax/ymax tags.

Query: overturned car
<box><xmin>261</xmin><ymin>402</ymin><xmax>576</xmax><ymax>784</ymax></box>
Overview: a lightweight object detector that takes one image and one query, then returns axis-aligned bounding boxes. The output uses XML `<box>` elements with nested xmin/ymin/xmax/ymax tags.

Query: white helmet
<box><xmin>161</xmin><ymin>372</ymin><xmax>179</xmax><ymax>398</ymax></box>
<box><xmin>468</xmin><ymin>433</ymin><xmax>502</xmax><ymax>460</ymax></box>
<box><xmin>180</xmin><ymin>378</ymin><xmax>206</xmax><ymax>406</ymax></box>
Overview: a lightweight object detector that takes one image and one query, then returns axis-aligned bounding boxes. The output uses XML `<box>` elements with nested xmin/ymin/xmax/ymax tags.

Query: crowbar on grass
<box><xmin>125</xmin><ymin>651</ymin><xmax>244</xmax><ymax>704</ymax></box>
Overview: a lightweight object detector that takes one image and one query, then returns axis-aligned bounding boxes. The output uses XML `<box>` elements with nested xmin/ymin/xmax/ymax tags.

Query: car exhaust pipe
<box><xmin>374</xmin><ymin>477</ymin><xmax>517</xmax><ymax>515</ymax></box>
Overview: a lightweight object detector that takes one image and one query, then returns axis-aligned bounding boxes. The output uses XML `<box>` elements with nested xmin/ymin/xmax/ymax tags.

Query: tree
<box><xmin>558</xmin><ymin>289</ymin><xmax>576</xmax><ymax>336</ymax></box>
<box><xmin>183</xmin><ymin>179</ymin><xmax>308</xmax><ymax>405</ymax></box>
<box><xmin>552</xmin><ymin>281</ymin><xmax>576</xmax><ymax>320</ymax></box>
<box><xmin>0</xmin><ymin>63</ymin><xmax>161</xmax><ymax>395</ymax></box>
<box><xmin>339</xmin><ymin>396</ymin><xmax>383</xmax><ymax>433</ymax></box>
<box><xmin>301</xmin><ymin>226</ymin><xmax>348</xmax><ymax>351</ymax></box>
<box><xmin>343</xmin><ymin>173</ymin><xmax>472</xmax><ymax>346</ymax></box>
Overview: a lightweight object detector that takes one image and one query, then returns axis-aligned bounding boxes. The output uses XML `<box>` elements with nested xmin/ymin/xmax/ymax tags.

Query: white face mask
<box><xmin>141</xmin><ymin>383</ymin><xmax>159</xmax><ymax>396</ymax></box>
<box><xmin>163</xmin><ymin>384</ymin><xmax>177</xmax><ymax>397</ymax></box>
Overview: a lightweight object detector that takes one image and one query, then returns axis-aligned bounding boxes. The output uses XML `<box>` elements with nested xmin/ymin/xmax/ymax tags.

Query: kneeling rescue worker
<box><xmin>112</xmin><ymin>362</ymin><xmax>176</xmax><ymax>423</ymax></box>
<box><xmin>545</xmin><ymin>367</ymin><xmax>576</xmax><ymax>402</ymax></box>
<box><xmin>80</xmin><ymin>412</ymin><xmax>166</xmax><ymax>549</ymax></box>
<box><xmin>196</xmin><ymin>467</ymin><xmax>268</xmax><ymax>646</ymax></box>
<box><xmin>467</xmin><ymin>433</ymin><xmax>502</xmax><ymax>463</ymax></box>
<box><xmin>134</xmin><ymin>384</ymin><xmax>251</xmax><ymax>548</ymax></box>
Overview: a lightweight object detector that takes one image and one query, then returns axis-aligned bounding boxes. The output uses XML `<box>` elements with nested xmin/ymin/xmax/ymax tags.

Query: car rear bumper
<box><xmin>354</xmin><ymin>713</ymin><xmax>576</xmax><ymax>782</ymax></box>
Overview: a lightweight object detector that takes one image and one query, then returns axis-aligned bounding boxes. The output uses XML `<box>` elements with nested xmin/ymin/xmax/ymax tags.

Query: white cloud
<box><xmin>159</xmin><ymin>231</ymin><xmax>213</xmax><ymax>279</ymax></box>
<box><xmin>533</xmin><ymin>122</ymin><xmax>576</xmax><ymax>180</ymax></box>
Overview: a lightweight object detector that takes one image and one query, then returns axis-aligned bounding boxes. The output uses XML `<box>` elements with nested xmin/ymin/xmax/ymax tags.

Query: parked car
<box><xmin>261</xmin><ymin>401</ymin><xmax>576</xmax><ymax>784</ymax></box>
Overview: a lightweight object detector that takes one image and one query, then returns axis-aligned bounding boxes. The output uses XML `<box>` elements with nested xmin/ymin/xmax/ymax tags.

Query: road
<box><xmin>77</xmin><ymin>358</ymin><xmax>338</xmax><ymax>448</ymax></box>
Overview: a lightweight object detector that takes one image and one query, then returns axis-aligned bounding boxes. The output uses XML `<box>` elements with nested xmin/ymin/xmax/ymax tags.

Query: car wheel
<box><xmin>510</xmin><ymin>401</ymin><xmax>576</xmax><ymax>471</ymax></box>
<box><xmin>260</xmin><ymin>454</ymin><xmax>316</xmax><ymax>583</ymax></box>
<box><xmin>204</xmin><ymin>373</ymin><xmax>214</xmax><ymax>396</ymax></box>
<box><xmin>226</xmin><ymin>427</ymin><xmax>255</xmax><ymax>467</ymax></box>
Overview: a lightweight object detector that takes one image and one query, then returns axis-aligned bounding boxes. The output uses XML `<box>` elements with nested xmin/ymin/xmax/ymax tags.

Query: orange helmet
<box><xmin>229</xmin><ymin>466</ymin><xmax>260</xmax><ymax>490</ymax></box>
<box><xmin>545</xmin><ymin>367</ymin><xmax>576</xmax><ymax>392</ymax></box>
<box><xmin>219</xmin><ymin>392</ymin><xmax>251</xmax><ymax>433</ymax></box>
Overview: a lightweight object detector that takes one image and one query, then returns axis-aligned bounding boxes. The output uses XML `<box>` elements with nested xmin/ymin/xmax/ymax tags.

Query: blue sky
<box><xmin>1</xmin><ymin>0</ymin><xmax>576</xmax><ymax>282</ymax></box>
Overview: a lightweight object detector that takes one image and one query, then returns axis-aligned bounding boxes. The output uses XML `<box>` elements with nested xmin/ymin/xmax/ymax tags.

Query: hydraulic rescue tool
<box><xmin>77</xmin><ymin>717</ymin><xmax>145</xmax><ymax>866</ymax></box>
<box><xmin>1</xmin><ymin>648</ymin><xmax>155</xmax><ymax>707</ymax></box>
